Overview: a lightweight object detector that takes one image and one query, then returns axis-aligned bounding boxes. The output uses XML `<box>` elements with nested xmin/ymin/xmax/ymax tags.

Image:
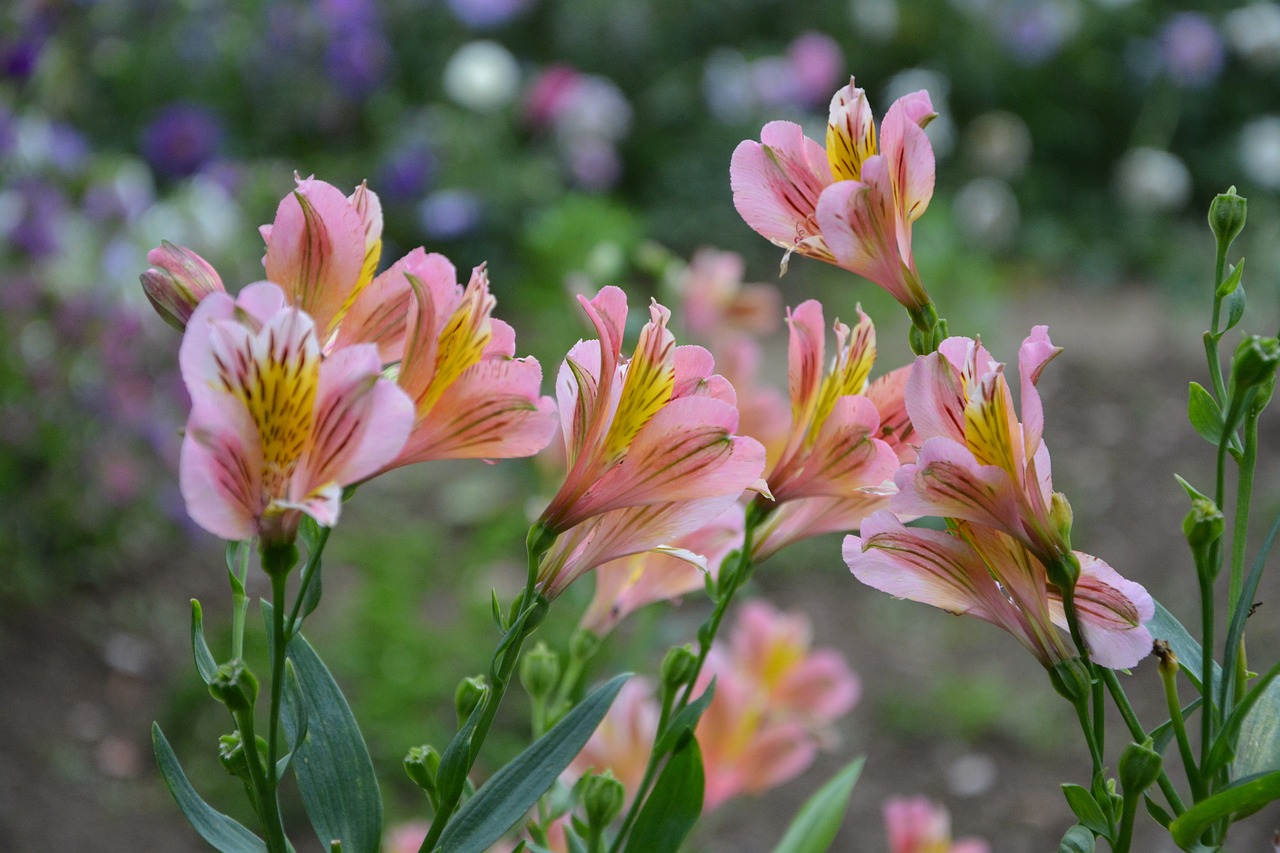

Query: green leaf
<box><xmin>1232</xmin><ymin>674</ymin><xmax>1280</xmax><ymax>780</ymax></box>
<box><xmin>276</xmin><ymin>618</ymin><xmax>382</xmax><ymax>853</ymax></box>
<box><xmin>1187</xmin><ymin>383</ymin><xmax>1224</xmax><ymax>446</ymax></box>
<box><xmin>1143</xmin><ymin>795</ymin><xmax>1173</xmax><ymax>829</ymax></box>
<box><xmin>275</xmin><ymin>659</ymin><xmax>308</xmax><ymax>781</ymax></box>
<box><xmin>655</xmin><ymin>678</ymin><xmax>716</xmax><ymax>757</ymax></box>
<box><xmin>1058</xmin><ymin>824</ymin><xmax>1095</xmax><ymax>853</ymax></box>
<box><xmin>770</xmin><ymin>758</ymin><xmax>864</xmax><ymax>853</ymax></box>
<box><xmin>225</xmin><ymin>542</ymin><xmax>247</xmax><ymax>597</ymax></box>
<box><xmin>190</xmin><ymin>599</ymin><xmax>219</xmax><ymax>686</ymax></box>
<box><xmin>624</xmin><ymin>736</ymin><xmax>704</xmax><ymax>853</ymax></box>
<box><xmin>1170</xmin><ymin>768</ymin><xmax>1280</xmax><ymax>847</ymax></box>
<box><xmin>1217</xmin><ymin>259</ymin><xmax>1245</xmax><ymax>298</ymax></box>
<box><xmin>1224</xmin><ymin>283</ymin><xmax>1247</xmax><ymax>332</ymax></box>
<box><xmin>1206</xmin><ymin>658</ymin><xmax>1280</xmax><ymax>776</ymax></box>
<box><xmin>1150</xmin><ymin>697</ymin><xmax>1202</xmax><ymax>754</ymax></box>
<box><xmin>1148</xmin><ymin>599</ymin><xmax>1221</xmax><ymax>692</ymax></box>
<box><xmin>1061</xmin><ymin>784</ymin><xmax>1110</xmax><ymax>838</ymax></box>
<box><xmin>152</xmin><ymin>722</ymin><xmax>267</xmax><ymax>853</ymax></box>
<box><xmin>298</xmin><ymin>560</ymin><xmax>323</xmax><ymax>624</ymax></box>
<box><xmin>437</xmin><ymin>674</ymin><xmax>630</xmax><ymax>853</ymax></box>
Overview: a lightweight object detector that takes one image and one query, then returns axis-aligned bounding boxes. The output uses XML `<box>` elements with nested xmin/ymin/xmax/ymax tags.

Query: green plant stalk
<box><xmin>1102</xmin><ymin>669</ymin><xmax>1186</xmax><ymax>816</ymax></box>
<box><xmin>266</xmin><ymin>569</ymin><xmax>289</xmax><ymax>794</ymax></box>
<box><xmin>1154</xmin><ymin>658</ymin><xmax>1202</xmax><ymax>802</ymax></box>
<box><xmin>418</xmin><ymin>529</ymin><xmax>549</xmax><ymax>853</ymax></box>
<box><xmin>1227</xmin><ymin>408</ymin><xmax>1258</xmax><ymax>619</ymax></box>
<box><xmin>233</xmin><ymin>702</ymin><xmax>289</xmax><ymax>853</ymax></box>
<box><xmin>231</xmin><ymin>543</ymin><xmax>250</xmax><ymax>660</ymax></box>
<box><xmin>1204</xmin><ymin>244</ymin><xmax>1229</xmax><ymax>401</ymax></box>
<box><xmin>1114</xmin><ymin>786</ymin><xmax>1140</xmax><ymax>853</ymax></box>
<box><xmin>550</xmin><ymin>641</ymin><xmax>595</xmax><ymax>716</ymax></box>
<box><xmin>1059</xmin><ymin>585</ymin><xmax>1106</xmax><ymax>784</ymax></box>
<box><xmin>285</xmin><ymin>525</ymin><xmax>331</xmax><ymax>639</ymax></box>
<box><xmin>608</xmin><ymin>507</ymin><xmax>761</xmax><ymax>853</ymax></box>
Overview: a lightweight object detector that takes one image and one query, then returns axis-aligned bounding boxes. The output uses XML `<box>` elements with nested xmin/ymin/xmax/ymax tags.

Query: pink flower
<box><xmin>178</xmin><ymin>282</ymin><xmax>414</xmax><ymax>544</ymax></box>
<box><xmin>893</xmin><ymin>327</ymin><xmax>1073</xmax><ymax>577</ymax></box>
<box><xmin>845</xmin><ymin>512</ymin><xmax>1154</xmax><ymax>669</ymax></box>
<box><xmin>695</xmin><ymin>600</ymin><xmax>858</xmax><ymax>810</ymax></box>
<box><xmin>883</xmin><ymin>796</ymin><xmax>990</xmax><ymax>853</ymax></box>
<box><xmin>579</xmin><ymin>503</ymin><xmax>744</xmax><ymax>635</ymax></box>
<box><xmin>730</xmin><ymin>78</ymin><xmax>937</xmax><ymax>315</ymax></box>
<box><xmin>752</xmin><ymin>300</ymin><xmax>904</xmax><ymax>559</ymax></box>
<box><xmin>535</xmin><ymin>287</ymin><xmax>766</xmax><ymax>596</ymax></box>
<box><xmin>139</xmin><ymin>241</ymin><xmax>226</xmax><ymax>330</ymax></box>
<box><xmin>377</xmin><ymin>254</ymin><xmax>558</xmax><ymax>469</ymax></box>
<box><xmin>677</xmin><ymin>247</ymin><xmax>782</xmax><ymax>344</ymax></box>
<box><xmin>383</xmin><ymin>821</ymin><xmax>430</xmax><ymax>853</ymax></box>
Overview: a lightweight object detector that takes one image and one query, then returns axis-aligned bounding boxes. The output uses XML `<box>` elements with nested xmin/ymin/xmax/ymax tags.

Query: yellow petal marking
<box><xmin>416</xmin><ymin>271</ymin><xmax>493</xmax><ymax>417</ymax></box>
<box><xmin>963</xmin><ymin>375</ymin><xmax>1019</xmax><ymax>479</ymax></box>
<box><xmin>826</xmin><ymin>91</ymin><xmax>878</xmax><ymax>182</ymax></box>
<box><xmin>805</xmin><ymin>313</ymin><xmax>876</xmax><ymax>448</ymax></box>
<box><xmin>603</xmin><ymin>303</ymin><xmax>675</xmax><ymax>462</ymax></box>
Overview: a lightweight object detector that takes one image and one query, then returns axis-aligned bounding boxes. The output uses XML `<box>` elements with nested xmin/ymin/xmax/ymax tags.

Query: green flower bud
<box><xmin>1046</xmin><ymin>551</ymin><xmax>1081</xmax><ymax>592</ymax></box>
<box><xmin>1231</xmin><ymin>335</ymin><xmax>1280</xmax><ymax>396</ymax></box>
<box><xmin>1049</xmin><ymin>657</ymin><xmax>1092</xmax><ymax>704</ymax></box>
<box><xmin>209</xmin><ymin>660</ymin><xmax>259</xmax><ymax>713</ymax></box>
<box><xmin>455</xmin><ymin>675</ymin><xmax>489</xmax><ymax>725</ymax></box>
<box><xmin>520</xmin><ymin>642</ymin><xmax>561</xmax><ymax>700</ymax></box>
<box><xmin>661</xmin><ymin>644</ymin><xmax>699</xmax><ymax>692</ymax></box>
<box><xmin>1153</xmin><ymin>640</ymin><xmax>1179</xmax><ymax>677</ymax></box>
<box><xmin>1208</xmin><ymin>187</ymin><xmax>1247</xmax><ymax>252</ymax></box>
<box><xmin>1050</xmin><ymin>492</ymin><xmax>1074</xmax><ymax>546</ymax></box>
<box><xmin>260</xmin><ymin>542</ymin><xmax>300</xmax><ymax>578</ymax></box>
<box><xmin>583</xmin><ymin>771</ymin><xmax>626</xmax><ymax>829</ymax></box>
<box><xmin>404</xmin><ymin>745</ymin><xmax>441</xmax><ymax>798</ymax></box>
<box><xmin>218</xmin><ymin>732</ymin><xmax>251</xmax><ymax>779</ymax></box>
<box><xmin>1118</xmin><ymin>738</ymin><xmax>1163</xmax><ymax>794</ymax></box>
<box><xmin>1183</xmin><ymin>497</ymin><xmax>1225</xmax><ymax>551</ymax></box>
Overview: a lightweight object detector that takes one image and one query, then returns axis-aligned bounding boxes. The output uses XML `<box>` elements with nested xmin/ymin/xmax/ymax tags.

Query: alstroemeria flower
<box><xmin>139</xmin><ymin>241</ymin><xmax>226</xmax><ymax>330</ymax></box>
<box><xmin>893</xmin><ymin>327</ymin><xmax>1074</xmax><ymax>577</ymax></box>
<box><xmin>677</xmin><ymin>246</ymin><xmax>782</xmax><ymax>344</ymax></box>
<box><xmin>536</xmin><ymin>287</ymin><xmax>766</xmax><ymax>562</ymax></box>
<box><xmin>845</xmin><ymin>512</ymin><xmax>1154</xmax><ymax>669</ymax></box>
<box><xmin>883</xmin><ymin>797</ymin><xmax>990</xmax><ymax>853</ymax></box>
<box><xmin>579</xmin><ymin>503</ymin><xmax>744</xmax><ymax>635</ymax></box>
<box><xmin>730</xmin><ymin>78</ymin><xmax>937</xmax><ymax>315</ymax></box>
<box><xmin>260</xmin><ymin>176</ymin><xmax>383</xmax><ymax>348</ymax></box>
<box><xmin>378</xmin><ymin>254</ymin><xmax>557</xmax><ymax>469</ymax></box>
<box><xmin>752</xmin><ymin>300</ymin><xmax>904</xmax><ymax>559</ymax></box>
<box><xmin>179</xmin><ymin>282</ymin><xmax>414</xmax><ymax>544</ymax></box>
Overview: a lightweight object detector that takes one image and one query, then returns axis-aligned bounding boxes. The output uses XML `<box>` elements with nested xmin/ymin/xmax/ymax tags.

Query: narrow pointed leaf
<box><xmin>275</xmin><ymin>659</ymin><xmax>308</xmax><ymax>781</ymax></box>
<box><xmin>152</xmin><ymin>722</ymin><xmax>267</xmax><ymax>853</ymax></box>
<box><xmin>437</xmin><ymin>674</ymin><xmax>630</xmax><ymax>853</ymax></box>
<box><xmin>1232</xmin><ymin>676</ymin><xmax>1280</xmax><ymax>780</ymax></box>
<box><xmin>655</xmin><ymin>678</ymin><xmax>716</xmax><ymax>757</ymax></box>
<box><xmin>624</xmin><ymin>736</ymin><xmax>704</xmax><ymax>853</ymax></box>
<box><xmin>1144</xmin><ymin>795</ymin><xmax>1173</xmax><ymax>829</ymax></box>
<box><xmin>1058</xmin><ymin>825</ymin><xmax>1095</xmax><ymax>853</ymax></box>
<box><xmin>191</xmin><ymin>600</ymin><xmax>219</xmax><ymax>685</ymax></box>
<box><xmin>1224</xmin><ymin>284</ymin><xmax>1246</xmax><ymax>332</ymax></box>
<box><xmin>1061</xmin><ymin>784</ymin><xmax>1110</xmax><ymax>838</ymax></box>
<box><xmin>770</xmin><ymin>758</ymin><xmax>864</xmax><ymax>853</ymax></box>
<box><xmin>1170</xmin><ymin>768</ymin><xmax>1280</xmax><ymax>847</ymax></box>
<box><xmin>265</xmin><ymin>603</ymin><xmax>382</xmax><ymax>853</ymax></box>
<box><xmin>1187</xmin><ymin>382</ymin><xmax>1223</xmax><ymax>446</ymax></box>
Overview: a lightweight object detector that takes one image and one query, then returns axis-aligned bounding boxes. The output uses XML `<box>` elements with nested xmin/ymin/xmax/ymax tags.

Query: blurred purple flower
<box><xmin>47</xmin><ymin>122</ymin><xmax>89</xmax><ymax>174</ymax></box>
<box><xmin>996</xmin><ymin>1</ymin><xmax>1078</xmax><ymax>65</ymax></box>
<box><xmin>418</xmin><ymin>189</ymin><xmax>483</xmax><ymax>239</ymax></box>
<box><xmin>8</xmin><ymin>179</ymin><xmax>65</xmax><ymax>259</ymax></box>
<box><xmin>446</xmin><ymin>0</ymin><xmax>534</xmax><ymax>29</ymax></box>
<box><xmin>325</xmin><ymin>27</ymin><xmax>389</xmax><ymax>96</ymax></box>
<box><xmin>524</xmin><ymin>65</ymin><xmax>583</xmax><ymax>131</ymax></box>
<box><xmin>786</xmin><ymin>32</ymin><xmax>844</xmax><ymax>109</ymax></box>
<box><xmin>377</xmin><ymin>143</ymin><xmax>436</xmax><ymax>203</ymax></box>
<box><xmin>321</xmin><ymin>0</ymin><xmax>378</xmax><ymax>28</ymax></box>
<box><xmin>0</xmin><ymin>36</ymin><xmax>43</xmax><ymax>81</ymax></box>
<box><xmin>0</xmin><ymin>104</ymin><xmax>15</xmax><ymax>157</ymax></box>
<box><xmin>751</xmin><ymin>56</ymin><xmax>797</xmax><ymax>108</ymax></box>
<box><xmin>1160</xmin><ymin>12</ymin><xmax>1225</xmax><ymax>88</ymax></box>
<box><xmin>140</xmin><ymin>104</ymin><xmax>223</xmax><ymax>180</ymax></box>
<box><xmin>566</xmin><ymin>137</ymin><xmax>622</xmax><ymax>191</ymax></box>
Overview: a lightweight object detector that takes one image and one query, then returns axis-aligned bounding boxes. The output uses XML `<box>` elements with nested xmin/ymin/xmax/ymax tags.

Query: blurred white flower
<box><xmin>1115</xmin><ymin>147</ymin><xmax>1192</xmax><ymax>213</ymax></box>
<box><xmin>443</xmin><ymin>40</ymin><xmax>520</xmax><ymax>112</ymax></box>
<box><xmin>1225</xmin><ymin>2</ymin><xmax>1280</xmax><ymax>69</ymax></box>
<box><xmin>1240</xmin><ymin>115</ymin><xmax>1280</xmax><ymax>190</ymax></box>
<box><xmin>955</xmin><ymin>177</ymin><xmax>1020</xmax><ymax>250</ymax></box>
<box><xmin>554</xmin><ymin>75</ymin><xmax>632</xmax><ymax>142</ymax></box>
<box><xmin>963</xmin><ymin>111</ymin><xmax>1032</xmax><ymax>179</ymax></box>
<box><xmin>849</xmin><ymin>0</ymin><xmax>899</xmax><ymax>41</ymax></box>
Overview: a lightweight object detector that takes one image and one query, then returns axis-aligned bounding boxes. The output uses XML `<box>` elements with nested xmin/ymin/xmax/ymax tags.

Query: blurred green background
<box><xmin>5</xmin><ymin>0</ymin><xmax>1280</xmax><ymax>850</ymax></box>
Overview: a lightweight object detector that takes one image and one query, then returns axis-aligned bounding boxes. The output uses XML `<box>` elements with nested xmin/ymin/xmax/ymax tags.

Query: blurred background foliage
<box><xmin>6</xmin><ymin>0</ymin><xmax>1280</xmax><ymax>847</ymax></box>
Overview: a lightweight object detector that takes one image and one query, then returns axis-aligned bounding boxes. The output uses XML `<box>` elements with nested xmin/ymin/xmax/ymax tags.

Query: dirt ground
<box><xmin>5</xmin><ymin>289</ymin><xmax>1280</xmax><ymax>852</ymax></box>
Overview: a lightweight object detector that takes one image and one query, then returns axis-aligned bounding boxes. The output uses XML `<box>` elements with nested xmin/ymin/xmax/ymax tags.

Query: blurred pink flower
<box><xmin>892</xmin><ymin>327</ymin><xmax>1072</xmax><ymax>575</ymax></box>
<box><xmin>383</xmin><ymin>821</ymin><xmax>430</xmax><ymax>853</ymax></box>
<box><xmin>883</xmin><ymin>796</ymin><xmax>989</xmax><ymax>853</ymax></box>
<box><xmin>377</xmin><ymin>255</ymin><xmax>557</xmax><ymax>469</ymax></box>
<box><xmin>677</xmin><ymin>247</ymin><xmax>782</xmax><ymax>344</ymax></box>
<box><xmin>535</xmin><ymin>287</ymin><xmax>766</xmax><ymax>596</ymax></box>
<box><xmin>178</xmin><ymin>282</ymin><xmax>413</xmax><ymax>544</ymax></box>
<box><xmin>579</xmin><ymin>503</ymin><xmax>744</xmax><ymax>635</ymax></box>
<box><xmin>845</xmin><ymin>512</ymin><xmax>1154</xmax><ymax>669</ymax></box>
<box><xmin>569</xmin><ymin>677</ymin><xmax>660</xmax><ymax>802</ymax></box>
<box><xmin>730</xmin><ymin>78</ymin><xmax>937</xmax><ymax>315</ymax></box>
<box><xmin>752</xmin><ymin>300</ymin><xmax>905</xmax><ymax>559</ymax></box>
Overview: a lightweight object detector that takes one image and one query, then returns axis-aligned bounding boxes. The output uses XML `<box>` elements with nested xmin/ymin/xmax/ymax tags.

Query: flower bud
<box><xmin>1183</xmin><ymin>498</ymin><xmax>1225</xmax><ymax>551</ymax></box>
<box><xmin>1050</xmin><ymin>492</ymin><xmax>1074</xmax><ymax>547</ymax></box>
<box><xmin>209</xmin><ymin>659</ymin><xmax>259</xmax><ymax>713</ymax></box>
<box><xmin>404</xmin><ymin>744</ymin><xmax>441</xmax><ymax>798</ymax></box>
<box><xmin>455</xmin><ymin>675</ymin><xmax>489</xmax><ymax>725</ymax></box>
<box><xmin>583</xmin><ymin>770</ymin><xmax>626</xmax><ymax>829</ymax></box>
<box><xmin>139</xmin><ymin>241</ymin><xmax>225</xmax><ymax>330</ymax></box>
<box><xmin>520</xmin><ymin>642</ymin><xmax>561</xmax><ymax>700</ymax></box>
<box><xmin>661</xmin><ymin>644</ymin><xmax>698</xmax><ymax>692</ymax></box>
<box><xmin>1045</xmin><ymin>550</ymin><xmax>1080</xmax><ymax>592</ymax></box>
<box><xmin>1049</xmin><ymin>657</ymin><xmax>1092</xmax><ymax>704</ymax></box>
<box><xmin>1153</xmin><ymin>640</ymin><xmax>1179</xmax><ymax>677</ymax></box>
<box><xmin>1118</xmin><ymin>738</ymin><xmax>1163</xmax><ymax>794</ymax></box>
<box><xmin>218</xmin><ymin>732</ymin><xmax>251</xmax><ymax>780</ymax></box>
<box><xmin>1208</xmin><ymin>187</ymin><xmax>1247</xmax><ymax>252</ymax></box>
<box><xmin>1231</xmin><ymin>335</ymin><xmax>1280</xmax><ymax>396</ymax></box>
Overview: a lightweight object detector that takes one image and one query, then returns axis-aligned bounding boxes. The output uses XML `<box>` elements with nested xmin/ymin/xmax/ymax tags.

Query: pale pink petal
<box><xmin>866</xmin><ymin>365</ymin><xmax>917</xmax><ymax>461</ymax></box>
<box><xmin>880</xmin><ymin>93</ymin><xmax>937</xmax><ymax>224</ymax></box>
<box><xmin>786</xmin><ymin>299</ymin><xmax>826</xmax><ymax>433</ymax></box>
<box><xmin>1017</xmin><ymin>325</ymin><xmax>1061</xmax><ymax>458</ymax></box>
<box><xmin>397</xmin><ymin>253</ymin><xmax>464</xmax><ymax>403</ymax></box>
<box><xmin>753</xmin><ymin>492</ymin><xmax>893</xmax><ymax>559</ymax></box>
<box><xmin>262</xmin><ymin>178</ymin><xmax>367</xmax><ymax>338</ymax></box>
<box><xmin>579</xmin><ymin>285</ymin><xmax>629</xmax><ymax>385</ymax></box>
<box><xmin>672</xmin><ymin>345</ymin><xmax>716</xmax><ymax>397</ymax></box>
<box><xmin>557</xmin><ymin>339</ymin><xmax>605</xmax><ymax>466</ymax></box>
<box><xmin>485</xmin><ymin>318</ymin><xmax>517</xmax><ymax>358</ymax></box>
<box><xmin>774</xmin><ymin>396</ymin><xmax>898</xmax><ymax>501</ymax></box>
<box><xmin>778</xmin><ymin>649</ymin><xmax>861</xmax><ymax>723</ymax></box>
<box><xmin>334</xmin><ymin>247</ymin><xmax>425</xmax><ymax>362</ymax></box>
<box><xmin>180</xmin><ymin>391</ymin><xmax>263</xmax><ymax>541</ymax></box>
<box><xmin>892</xmin><ymin>438</ymin><xmax>1022</xmax><ymax>535</ymax></box>
<box><xmin>1049</xmin><ymin>552</ymin><xmax>1154</xmax><ymax>670</ymax></box>
<box><xmin>179</xmin><ymin>291</ymin><xmax>239</xmax><ymax>393</ymax></box>
<box><xmin>730</xmin><ymin>122</ymin><xmax>834</xmax><ymax>262</ymax></box>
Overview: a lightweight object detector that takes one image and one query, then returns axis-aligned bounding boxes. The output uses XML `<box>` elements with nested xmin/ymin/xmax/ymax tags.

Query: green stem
<box><xmin>1205</xmin><ymin>243</ymin><xmax>1228</xmax><ymax>401</ymax></box>
<box><xmin>230</xmin><ymin>542</ymin><xmax>251</xmax><ymax>660</ymax></box>
<box><xmin>235</xmin><ymin>705</ymin><xmax>289</xmax><ymax>853</ymax></box>
<box><xmin>285</xmin><ymin>526</ymin><xmax>331</xmax><ymax>639</ymax></box>
<box><xmin>1114</xmin><ymin>788</ymin><xmax>1139</xmax><ymax>853</ymax></box>
<box><xmin>1198</xmin><ymin>566</ymin><xmax>1216</xmax><ymax>790</ymax></box>
<box><xmin>1153</xmin><ymin>659</ymin><xmax>1202</xmax><ymax>802</ymax></box>
<box><xmin>1102</xmin><ymin>669</ymin><xmax>1186</xmax><ymax>816</ymax></box>
<box><xmin>267</xmin><ymin>570</ymin><xmax>288</xmax><ymax>792</ymax></box>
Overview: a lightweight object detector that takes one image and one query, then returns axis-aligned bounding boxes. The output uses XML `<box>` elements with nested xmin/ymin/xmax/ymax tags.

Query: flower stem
<box><xmin>1102</xmin><ymin>668</ymin><xmax>1186</xmax><ymax>816</ymax></box>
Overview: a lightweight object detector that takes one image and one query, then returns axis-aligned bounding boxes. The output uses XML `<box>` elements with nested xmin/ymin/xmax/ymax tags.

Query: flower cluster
<box><xmin>883</xmin><ymin>796</ymin><xmax>989</xmax><ymax>853</ymax></box>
